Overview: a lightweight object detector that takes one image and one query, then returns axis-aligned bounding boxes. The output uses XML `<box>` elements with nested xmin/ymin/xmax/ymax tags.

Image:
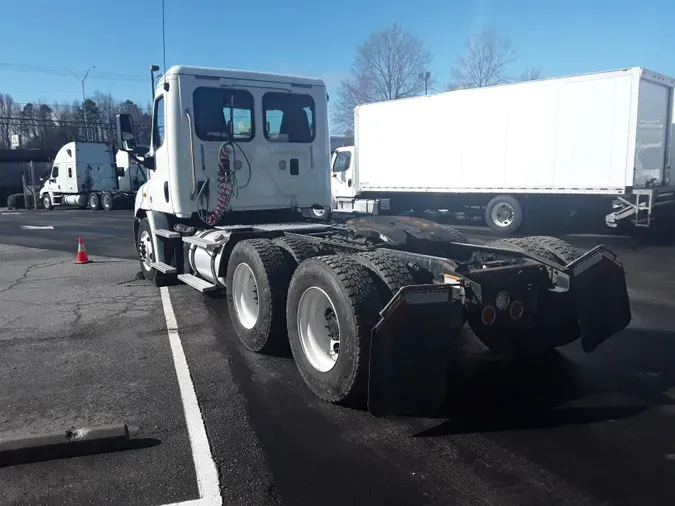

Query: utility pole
<box><xmin>419</xmin><ymin>71</ymin><xmax>431</xmax><ymax>95</ymax></box>
<box><xmin>150</xmin><ymin>65</ymin><xmax>160</xmax><ymax>99</ymax></box>
<box><xmin>72</xmin><ymin>65</ymin><xmax>96</xmax><ymax>141</ymax></box>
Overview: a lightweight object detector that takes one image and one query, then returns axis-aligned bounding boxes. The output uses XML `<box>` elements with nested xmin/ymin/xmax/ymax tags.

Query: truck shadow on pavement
<box><xmin>415</xmin><ymin>327</ymin><xmax>675</xmax><ymax>437</ymax></box>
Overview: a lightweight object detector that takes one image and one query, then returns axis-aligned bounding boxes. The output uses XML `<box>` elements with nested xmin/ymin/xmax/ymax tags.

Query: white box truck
<box><xmin>40</xmin><ymin>141</ymin><xmax>146</xmax><ymax>211</ymax></box>
<box><xmin>331</xmin><ymin>67</ymin><xmax>675</xmax><ymax>234</ymax></box>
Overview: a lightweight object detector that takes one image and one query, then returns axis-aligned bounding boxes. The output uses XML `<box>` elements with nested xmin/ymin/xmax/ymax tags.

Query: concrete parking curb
<box><xmin>0</xmin><ymin>424</ymin><xmax>129</xmax><ymax>453</ymax></box>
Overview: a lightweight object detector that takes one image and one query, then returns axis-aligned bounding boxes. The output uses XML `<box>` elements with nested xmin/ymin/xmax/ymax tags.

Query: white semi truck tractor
<box><xmin>119</xmin><ymin>65</ymin><xmax>633</xmax><ymax>416</ymax></box>
<box><xmin>40</xmin><ymin>141</ymin><xmax>145</xmax><ymax>211</ymax></box>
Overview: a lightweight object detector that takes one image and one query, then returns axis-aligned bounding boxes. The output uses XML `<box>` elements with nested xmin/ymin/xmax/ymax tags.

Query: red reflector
<box><xmin>481</xmin><ymin>305</ymin><xmax>497</xmax><ymax>326</ymax></box>
<box><xmin>509</xmin><ymin>301</ymin><xmax>524</xmax><ymax>320</ymax></box>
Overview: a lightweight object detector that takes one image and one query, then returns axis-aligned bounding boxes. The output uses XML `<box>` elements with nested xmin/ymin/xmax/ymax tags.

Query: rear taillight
<box><xmin>481</xmin><ymin>305</ymin><xmax>497</xmax><ymax>326</ymax></box>
<box><xmin>509</xmin><ymin>300</ymin><xmax>524</xmax><ymax>320</ymax></box>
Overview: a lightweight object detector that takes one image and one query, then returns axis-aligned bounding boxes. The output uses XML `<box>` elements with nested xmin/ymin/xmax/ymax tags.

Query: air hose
<box><xmin>198</xmin><ymin>140</ymin><xmax>252</xmax><ymax>226</ymax></box>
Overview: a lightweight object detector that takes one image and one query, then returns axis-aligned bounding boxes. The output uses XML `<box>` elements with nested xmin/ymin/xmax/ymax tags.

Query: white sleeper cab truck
<box><xmin>40</xmin><ymin>141</ymin><xmax>141</xmax><ymax>211</ymax></box>
<box><xmin>118</xmin><ymin>65</ymin><xmax>633</xmax><ymax>416</ymax></box>
<box><xmin>332</xmin><ymin>67</ymin><xmax>675</xmax><ymax>235</ymax></box>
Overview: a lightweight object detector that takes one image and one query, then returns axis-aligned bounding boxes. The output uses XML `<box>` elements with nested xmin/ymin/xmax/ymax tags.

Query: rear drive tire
<box><xmin>485</xmin><ymin>195</ymin><xmax>523</xmax><ymax>235</ymax></box>
<box><xmin>353</xmin><ymin>251</ymin><xmax>415</xmax><ymax>303</ymax></box>
<box><xmin>287</xmin><ymin>255</ymin><xmax>383</xmax><ymax>406</ymax></box>
<box><xmin>488</xmin><ymin>236</ymin><xmax>581</xmax><ymax>265</ymax></box>
<box><xmin>226</xmin><ymin>239</ymin><xmax>291</xmax><ymax>353</ymax></box>
<box><xmin>88</xmin><ymin>192</ymin><xmax>101</xmax><ymax>210</ymax></box>
<box><xmin>42</xmin><ymin>193</ymin><xmax>53</xmax><ymax>211</ymax></box>
<box><xmin>102</xmin><ymin>192</ymin><xmax>115</xmax><ymax>211</ymax></box>
<box><xmin>273</xmin><ymin>235</ymin><xmax>321</xmax><ymax>272</ymax></box>
<box><xmin>472</xmin><ymin>235</ymin><xmax>582</xmax><ymax>355</ymax></box>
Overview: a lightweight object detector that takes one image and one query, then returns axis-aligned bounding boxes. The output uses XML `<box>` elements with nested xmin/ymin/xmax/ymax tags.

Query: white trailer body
<box><xmin>40</xmin><ymin>141</ymin><xmax>139</xmax><ymax>211</ymax></box>
<box><xmin>334</xmin><ymin>67</ymin><xmax>675</xmax><ymax>233</ymax></box>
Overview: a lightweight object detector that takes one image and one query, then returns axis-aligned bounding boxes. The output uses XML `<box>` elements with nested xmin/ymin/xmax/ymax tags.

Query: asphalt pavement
<box><xmin>2</xmin><ymin>208</ymin><xmax>675</xmax><ymax>505</ymax></box>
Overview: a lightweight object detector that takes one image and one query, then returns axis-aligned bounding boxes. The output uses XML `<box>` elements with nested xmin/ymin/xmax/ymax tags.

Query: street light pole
<box><xmin>72</xmin><ymin>65</ymin><xmax>96</xmax><ymax>140</ymax></box>
<box><xmin>419</xmin><ymin>71</ymin><xmax>431</xmax><ymax>95</ymax></box>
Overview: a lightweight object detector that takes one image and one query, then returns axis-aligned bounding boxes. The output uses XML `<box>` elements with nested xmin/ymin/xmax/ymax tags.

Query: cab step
<box><xmin>177</xmin><ymin>273</ymin><xmax>217</xmax><ymax>293</ymax></box>
<box><xmin>182</xmin><ymin>235</ymin><xmax>220</xmax><ymax>251</ymax></box>
<box><xmin>150</xmin><ymin>261</ymin><xmax>176</xmax><ymax>274</ymax></box>
<box><xmin>155</xmin><ymin>228</ymin><xmax>181</xmax><ymax>239</ymax></box>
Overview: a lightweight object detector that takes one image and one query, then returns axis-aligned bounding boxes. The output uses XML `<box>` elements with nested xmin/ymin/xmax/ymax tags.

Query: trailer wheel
<box><xmin>287</xmin><ymin>255</ymin><xmax>382</xmax><ymax>406</ymax></box>
<box><xmin>485</xmin><ymin>195</ymin><xmax>523</xmax><ymax>235</ymax></box>
<box><xmin>353</xmin><ymin>251</ymin><xmax>415</xmax><ymax>303</ymax></box>
<box><xmin>226</xmin><ymin>239</ymin><xmax>291</xmax><ymax>353</ymax></box>
<box><xmin>102</xmin><ymin>192</ymin><xmax>115</xmax><ymax>211</ymax></box>
<box><xmin>488</xmin><ymin>236</ymin><xmax>581</xmax><ymax>265</ymax></box>
<box><xmin>42</xmin><ymin>193</ymin><xmax>53</xmax><ymax>211</ymax></box>
<box><xmin>88</xmin><ymin>192</ymin><xmax>101</xmax><ymax>210</ymax></box>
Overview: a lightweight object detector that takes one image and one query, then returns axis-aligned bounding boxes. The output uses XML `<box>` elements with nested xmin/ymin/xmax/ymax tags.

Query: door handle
<box><xmin>348</xmin><ymin>179</ymin><xmax>352</xmax><ymax>187</ymax></box>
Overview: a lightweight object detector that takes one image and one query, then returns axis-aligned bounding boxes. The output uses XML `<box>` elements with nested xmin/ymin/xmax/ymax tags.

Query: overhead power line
<box><xmin>0</xmin><ymin>62</ymin><xmax>147</xmax><ymax>83</ymax></box>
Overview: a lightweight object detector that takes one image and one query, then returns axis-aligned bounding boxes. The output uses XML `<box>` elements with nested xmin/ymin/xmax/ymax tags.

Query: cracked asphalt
<box><xmin>2</xmin><ymin>209</ymin><xmax>675</xmax><ymax>505</ymax></box>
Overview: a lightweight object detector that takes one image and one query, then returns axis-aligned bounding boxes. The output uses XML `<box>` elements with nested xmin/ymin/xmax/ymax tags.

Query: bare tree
<box><xmin>519</xmin><ymin>67</ymin><xmax>542</xmax><ymax>82</ymax></box>
<box><xmin>0</xmin><ymin>93</ymin><xmax>18</xmax><ymax>148</ymax></box>
<box><xmin>449</xmin><ymin>27</ymin><xmax>517</xmax><ymax>89</ymax></box>
<box><xmin>334</xmin><ymin>23</ymin><xmax>432</xmax><ymax>134</ymax></box>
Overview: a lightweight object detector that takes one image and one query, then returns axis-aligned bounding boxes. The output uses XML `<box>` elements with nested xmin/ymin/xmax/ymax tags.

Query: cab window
<box><xmin>263</xmin><ymin>92</ymin><xmax>315</xmax><ymax>143</ymax></box>
<box><xmin>51</xmin><ymin>165</ymin><xmax>59</xmax><ymax>178</ymax></box>
<box><xmin>333</xmin><ymin>151</ymin><xmax>351</xmax><ymax>173</ymax></box>
<box><xmin>193</xmin><ymin>87</ymin><xmax>254</xmax><ymax>142</ymax></box>
<box><xmin>153</xmin><ymin>96</ymin><xmax>165</xmax><ymax>149</ymax></box>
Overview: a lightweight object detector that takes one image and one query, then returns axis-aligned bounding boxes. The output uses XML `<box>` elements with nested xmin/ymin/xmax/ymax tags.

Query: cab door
<box><xmin>331</xmin><ymin>147</ymin><xmax>356</xmax><ymax>200</ymax></box>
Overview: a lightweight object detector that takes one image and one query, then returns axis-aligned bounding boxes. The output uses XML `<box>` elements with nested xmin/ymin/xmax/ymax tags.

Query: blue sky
<box><xmin>1</xmin><ymin>0</ymin><xmax>674</xmax><ymax>113</ymax></box>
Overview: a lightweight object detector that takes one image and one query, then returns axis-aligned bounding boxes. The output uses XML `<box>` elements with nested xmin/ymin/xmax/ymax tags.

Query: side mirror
<box><xmin>116</xmin><ymin>113</ymin><xmax>137</xmax><ymax>152</ymax></box>
<box><xmin>142</xmin><ymin>155</ymin><xmax>156</xmax><ymax>171</ymax></box>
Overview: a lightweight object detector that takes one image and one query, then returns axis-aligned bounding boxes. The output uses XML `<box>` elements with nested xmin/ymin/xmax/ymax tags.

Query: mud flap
<box><xmin>568</xmin><ymin>247</ymin><xmax>632</xmax><ymax>352</ymax></box>
<box><xmin>367</xmin><ymin>284</ymin><xmax>465</xmax><ymax>417</ymax></box>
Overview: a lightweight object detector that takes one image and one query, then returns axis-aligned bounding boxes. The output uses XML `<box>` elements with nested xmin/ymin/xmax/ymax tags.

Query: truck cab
<box><xmin>118</xmin><ymin>66</ymin><xmax>331</xmax><ymax>225</ymax></box>
<box><xmin>331</xmin><ymin>146</ymin><xmax>356</xmax><ymax>211</ymax></box>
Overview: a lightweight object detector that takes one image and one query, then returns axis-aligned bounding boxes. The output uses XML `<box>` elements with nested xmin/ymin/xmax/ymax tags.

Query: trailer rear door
<box><xmin>634</xmin><ymin>75</ymin><xmax>673</xmax><ymax>186</ymax></box>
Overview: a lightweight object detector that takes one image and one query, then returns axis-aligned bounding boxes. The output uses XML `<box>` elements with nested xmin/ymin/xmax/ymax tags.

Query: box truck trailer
<box><xmin>331</xmin><ymin>67</ymin><xmax>675</xmax><ymax>234</ymax></box>
<box><xmin>115</xmin><ymin>64</ymin><xmax>632</xmax><ymax>415</ymax></box>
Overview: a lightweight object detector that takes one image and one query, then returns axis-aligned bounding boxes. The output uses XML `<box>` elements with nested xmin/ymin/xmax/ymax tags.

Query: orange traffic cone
<box><xmin>74</xmin><ymin>237</ymin><xmax>92</xmax><ymax>264</ymax></box>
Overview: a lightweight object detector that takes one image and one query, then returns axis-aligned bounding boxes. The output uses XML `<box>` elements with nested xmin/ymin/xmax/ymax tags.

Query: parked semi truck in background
<box><xmin>40</xmin><ymin>141</ymin><xmax>146</xmax><ymax>211</ymax></box>
<box><xmin>331</xmin><ymin>67</ymin><xmax>675</xmax><ymax>235</ymax></box>
<box><xmin>116</xmin><ymin>65</ymin><xmax>632</xmax><ymax>416</ymax></box>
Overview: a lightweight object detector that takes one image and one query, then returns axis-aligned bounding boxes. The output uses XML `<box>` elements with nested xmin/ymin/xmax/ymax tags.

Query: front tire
<box><xmin>226</xmin><ymin>239</ymin><xmax>291</xmax><ymax>353</ymax></box>
<box><xmin>88</xmin><ymin>192</ymin><xmax>101</xmax><ymax>210</ymax></box>
<box><xmin>136</xmin><ymin>217</ymin><xmax>156</xmax><ymax>281</ymax></box>
<box><xmin>287</xmin><ymin>255</ymin><xmax>383</xmax><ymax>406</ymax></box>
<box><xmin>42</xmin><ymin>193</ymin><xmax>53</xmax><ymax>211</ymax></box>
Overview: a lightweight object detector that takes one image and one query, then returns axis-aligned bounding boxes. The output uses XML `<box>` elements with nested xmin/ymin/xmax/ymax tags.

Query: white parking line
<box><xmin>159</xmin><ymin>287</ymin><xmax>222</xmax><ymax>506</ymax></box>
<box><xmin>20</xmin><ymin>225</ymin><xmax>55</xmax><ymax>230</ymax></box>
